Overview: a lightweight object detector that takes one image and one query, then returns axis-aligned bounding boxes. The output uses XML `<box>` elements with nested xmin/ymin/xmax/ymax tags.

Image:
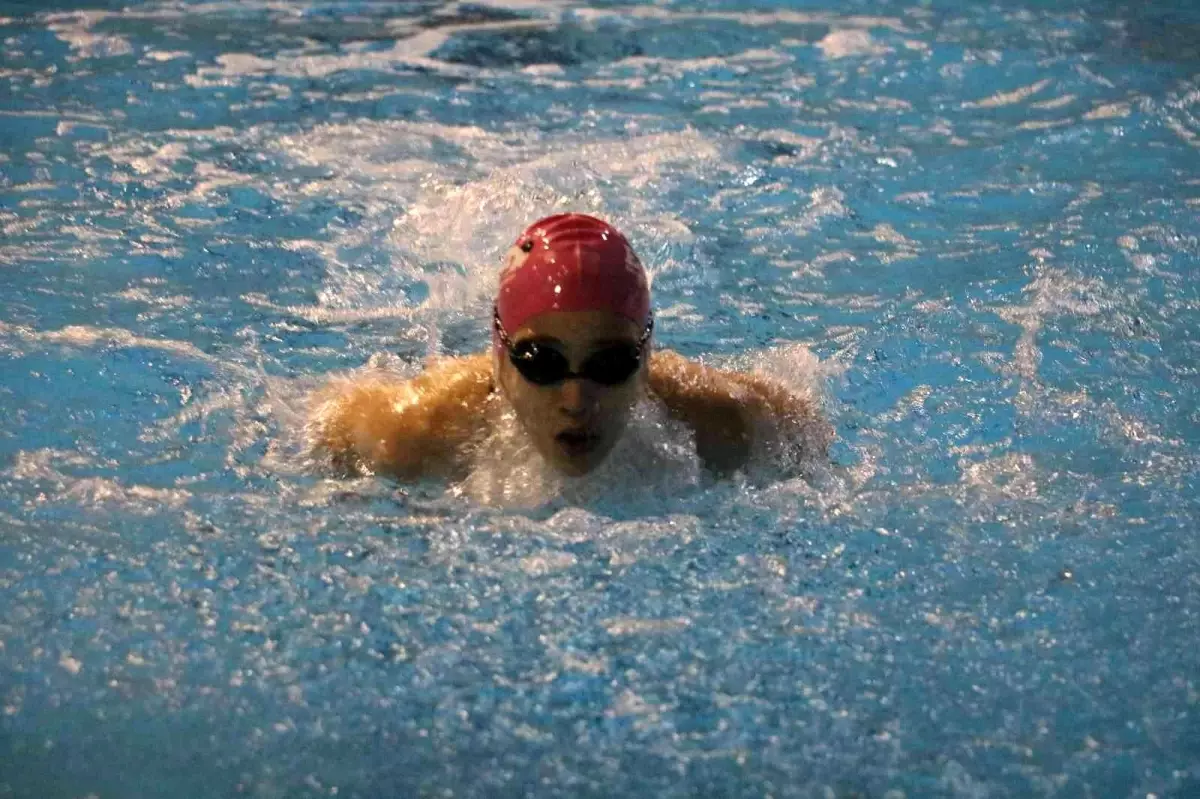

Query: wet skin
<box><xmin>495</xmin><ymin>310</ymin><xmax>646</xmax><ymax>477</ymax></box>
<box><xmin>311</xmin><ymin>314</ymin><xmax>829</xmax><ymax>479</ymax></box>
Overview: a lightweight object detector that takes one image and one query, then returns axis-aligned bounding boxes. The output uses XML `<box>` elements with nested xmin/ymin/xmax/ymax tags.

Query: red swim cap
<box><xmin>494</xmin><ymin>213</ymin><xmax>651</xmax><ymax>335</ymax></box>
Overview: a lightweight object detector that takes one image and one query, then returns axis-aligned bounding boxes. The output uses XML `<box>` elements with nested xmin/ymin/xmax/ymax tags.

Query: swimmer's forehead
<box><xmin>511</xmin><ymin>309</ymin><xmax>642</xmax><ymax>346</ymax></box>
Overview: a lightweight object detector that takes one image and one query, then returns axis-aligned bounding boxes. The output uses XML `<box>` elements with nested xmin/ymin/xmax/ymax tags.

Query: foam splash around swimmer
<box><xmin>291</xmin><ymin>340</ymin><xmax>834</xmax><ymax>514</ymax></box>
<box><xmin>454</xmin><ymin>394</ymin><xmax>704</xmax><ymax>512</ymax></box>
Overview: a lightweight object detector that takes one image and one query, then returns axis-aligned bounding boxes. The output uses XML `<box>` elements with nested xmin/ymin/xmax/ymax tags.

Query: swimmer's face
<box><xmin>496</xmin><ymin>310</ymin><xmax>649</xmax><ymax>477</ymax></box>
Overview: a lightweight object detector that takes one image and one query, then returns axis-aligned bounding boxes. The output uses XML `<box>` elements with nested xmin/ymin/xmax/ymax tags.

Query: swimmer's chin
<box><xmin>542</xmin><ymin>431</ymin><xmax>616</xmax><ymax>477</ymax></box>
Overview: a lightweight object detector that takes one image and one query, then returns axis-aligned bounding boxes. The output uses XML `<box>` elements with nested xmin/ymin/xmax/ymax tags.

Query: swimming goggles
<box><xmin>492</xmin><ymin>307</ymin><xmax>653</xmax><ymax>386</ymax></box>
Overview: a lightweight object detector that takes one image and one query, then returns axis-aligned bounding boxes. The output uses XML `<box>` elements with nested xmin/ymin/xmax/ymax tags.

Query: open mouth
<box><xmin>555</xmin><ymin>429</ymin><xmax>600</xmax><ymax>457</ymax></box>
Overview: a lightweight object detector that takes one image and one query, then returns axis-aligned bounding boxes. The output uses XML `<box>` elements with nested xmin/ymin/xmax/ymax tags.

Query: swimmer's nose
<box><xmin>558</xmin><ymin>378</ymin><xmax>598</xmax><ymax>419</ymax></box>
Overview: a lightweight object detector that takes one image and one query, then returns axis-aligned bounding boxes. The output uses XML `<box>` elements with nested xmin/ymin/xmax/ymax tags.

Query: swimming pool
<box><xmin>1</xmin><ymin>0</ymin><xmax>1197</xmax><ymax>796</ymax></box>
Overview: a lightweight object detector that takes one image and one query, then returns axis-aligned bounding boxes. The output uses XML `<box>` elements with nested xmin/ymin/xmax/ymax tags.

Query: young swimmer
<box><xmin>309</xmin><ymin>213</ymin><xmax>830</xmax><ymax>481</ymax></box>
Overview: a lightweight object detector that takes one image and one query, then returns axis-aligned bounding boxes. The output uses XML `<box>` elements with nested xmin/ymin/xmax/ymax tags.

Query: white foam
<box><xmin>455</xmin><ymin>397</ymin><xmax>704</xmax><ymax>510</ymax></box>
<box><xmin>962</xmin><ymin>78</ymin><xmax>1053</xmax><ymax>109</ymax></box>
<box><xmin>55</xmin><ymin>120</ymin><xmax>111</xmax><ymax>138</ymax></box>
<box><xmin>381</xmin><ymin>129</ymin><xmax>723</xmax><ymax>314</ymax></box>
<box><xmin>602</xmin><ymin>48</ymin><xmax>795</xmax><ymax>80</ymax></box>
<box><xmin>602</xmin><ymin>617</ymin><xmax>691</xmax><ymax>636</ymax></box>
<box><xmin>572</xmin><ymin>7</ymin><xmax>908</xmax><ymax>33</ymax></box>
<box><xmin>518</xmin><ymin>551</ymin><xmax>578</xmax><ymax>576</ymax></box>
<box><xmin>44</xmin><ymin>12</ymin><xmax>134</xmax><ymax>60</ymax></box>
<box><xmin>241</xmin><ymin>293</ymin><xmax>419</xmax><ymax>325</ymax></box>
<box><xmin>185</xmin><ymin>16</ymin><xmax>557</xmax><ymax>84</ymax></box>
<box><xmin>0</xmin><ymin>321</ymin><xmax>223</xmax><ymax>365</ymax></box>
<box><xmin>96</xmin><ymin>140</ymin><xmax>190</xmax><ymax>182</ymax></box>
<box><xmin>816</xmin><ymin>30</ymin><xmax>890</xmax><ymax>59</ymax></box>
<box><xmin>994</xmin><ymin>269</ymin><xmax>1110</xmax><ymax>381</ymax></box>
<box><xmin>961</xmin><ymin>453</ymin><xmax>1040</xmax><ymax>501</ymax></box>
<box><xmin>143</xmin><ymin>50</ymin><xmax>190</xmax><ymax>63</ymax></box>
<box><xmin>113</xmin><ymin>286</ymin><xmax>190</xmax><ymax>308</ymax></box>
<box><xmin>5</xmin><ymin>448</ymin><xmax>192</xmax><ymax>514</ymax></box>
<box><xmin>779</xmin><ymin>186</ymin><xmax>850</xmax><ymax>236</ymax></box>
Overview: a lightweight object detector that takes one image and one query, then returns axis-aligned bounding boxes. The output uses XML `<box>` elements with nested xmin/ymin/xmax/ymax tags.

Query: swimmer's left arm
<box><xmin>647</xmin><ymin>349</ymin><xmax>830</xmax><ymax>472</ymax></box>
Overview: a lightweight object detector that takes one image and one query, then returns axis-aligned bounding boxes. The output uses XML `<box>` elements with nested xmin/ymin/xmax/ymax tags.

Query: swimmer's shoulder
<box><xmin>309</xmin><ymin>352</ymin><xmax>496</xmax><ymax>478</ymax></box>
<box><xmin>413</xmin><ymin>352</ymin><xmax>497</xmax><ymax>431</ymax></box>
<box><xmin>646</xmin><ymin>349</ymin><xmax>756</xmax><ymax>472</ymax></box>
<box><xmin>646</xmin><ymin>348</ymin><xmax>831</xmax><ymax>470</ymax></box>
<box><xmin>646</xmin><ymin>349</ymin><xmax>746</xmax><ymax>406</ymax></box>
<box><xmin>648</xmin><ymin>348</ymin><xmax>825</xmax><ymax>422</ymax></box>
<box><xmin>417</xmin><ymin>351</ymin><xmax>494</xmax><ymax>395</ymax></box>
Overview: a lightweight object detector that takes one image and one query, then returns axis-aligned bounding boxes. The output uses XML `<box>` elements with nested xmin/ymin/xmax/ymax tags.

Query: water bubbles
<box><xmin>257</xmin><ymin>532</ymin><xmax>283</xmax><ymax>552</ymax></box>
<box><xmin>2</xmin><ymin>0</ymin><xmax>1198</xmax><ymax>796</ymax></box>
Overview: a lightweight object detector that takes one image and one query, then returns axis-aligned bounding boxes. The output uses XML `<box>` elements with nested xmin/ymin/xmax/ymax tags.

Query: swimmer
<box><xmin>309</xmin><ymin>213</ymin><xmax>830</xmax><ymax>480</ymax></box>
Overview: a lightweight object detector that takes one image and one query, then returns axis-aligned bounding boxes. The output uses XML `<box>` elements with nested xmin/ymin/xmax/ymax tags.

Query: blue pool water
<box><xmin>2</xmin><ymin>0</ymin><xmax>1198</xmax><ymax>796</ymax></box>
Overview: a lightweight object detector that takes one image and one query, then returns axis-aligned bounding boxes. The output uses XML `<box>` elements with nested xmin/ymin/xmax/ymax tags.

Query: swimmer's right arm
<box><xmin>647</xmin><ymin>349</ymin><xmax>831</xmax><ymax>473</ymax></box>
<box><xmin>308</xmin><ymin>354</ymin><xmax>494</xmax><ymax>479</ymax></box>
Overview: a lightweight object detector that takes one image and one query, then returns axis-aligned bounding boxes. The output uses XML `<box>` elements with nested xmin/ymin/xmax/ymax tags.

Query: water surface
<box><xmin>1</xmin><ymin>0</ymin><xmax>1198</xmax><ymax>796</ymax></box>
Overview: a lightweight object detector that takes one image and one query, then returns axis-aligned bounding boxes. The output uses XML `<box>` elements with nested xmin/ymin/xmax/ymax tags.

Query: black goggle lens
<box><xmin>578</xmin><ymin>344</ymin><xmax>642</xmax><ymax>385</ymax></box>
<box><xmin>508</xmin><ymin>342</ymin><xmax>641</xmax><ymax>386</ymax></box>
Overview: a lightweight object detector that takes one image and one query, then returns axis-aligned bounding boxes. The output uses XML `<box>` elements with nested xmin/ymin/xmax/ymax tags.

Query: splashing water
<box><xmin>1</xmin><ymin>1</ymin><xmax>1198</xmax><ymax>797</ymax></box>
